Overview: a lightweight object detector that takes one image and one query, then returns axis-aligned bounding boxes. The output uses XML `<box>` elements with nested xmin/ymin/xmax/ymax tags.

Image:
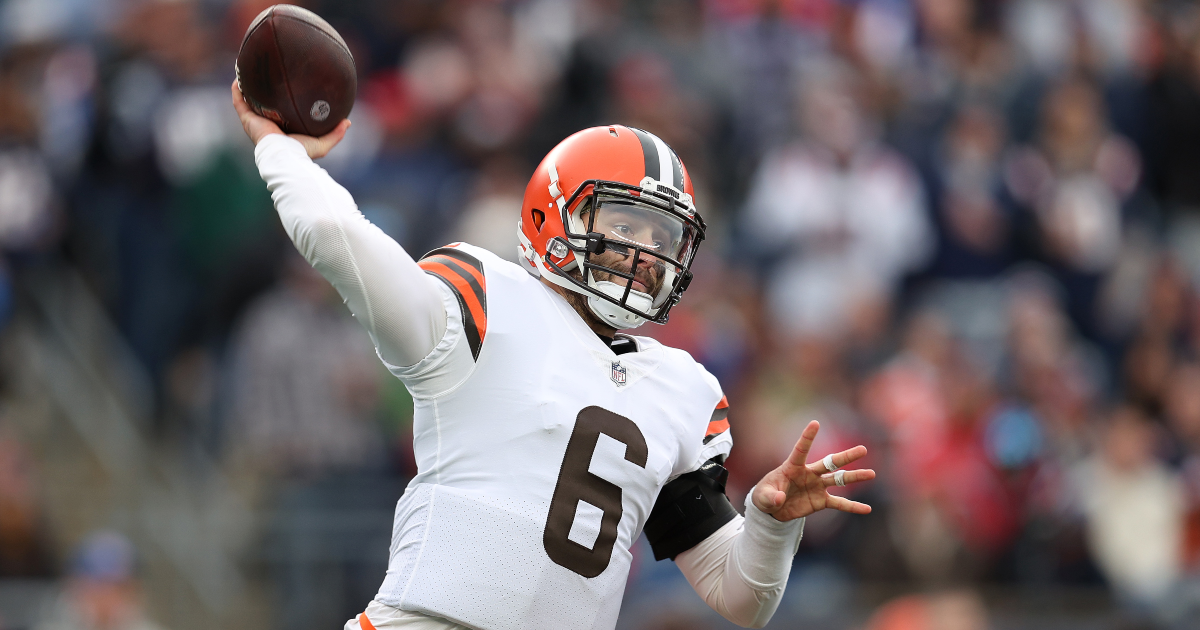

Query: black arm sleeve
<box><xmin>643</xmin><ymin>458</ymin><xmax>739</xmax><ymax>561</ymax></box>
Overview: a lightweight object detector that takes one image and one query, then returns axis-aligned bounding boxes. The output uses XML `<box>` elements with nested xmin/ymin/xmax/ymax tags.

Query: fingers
<box><xmin>231</xmin><ymin>80</ymin><xmax>252</xmax><ymax>117</ymax></box>
<box><xmin>293</xmin><ymin>119</ymin><xmax>351</xmax><ymax>160</ymax></box>
<box><xmin>326</xmin><ymin>119</ymin><xmax>352</xmax><ymax>147</ymax></box>
<box><xmin>807</xmin><ymin>445</ymin><xmax>868</xmax><ymax>475</ymax></box>
<box><xmin>232</xmin><ymin>79</ymin><xmax>285</xmax><ymax>145</ymax></box>
<box><xmin>820</xmin><ymin>468</ymin><xmax>876</xmax><ymax>487</ymax></box>
<box><xmin>825</xmin><ymin>494</ymin><xmax>872</xmax><ymax>515</ymax></box>
<box><xmin>784</xmin><ymin>420</ymin><xmax>820</xmax><ymax>468</ymax></box>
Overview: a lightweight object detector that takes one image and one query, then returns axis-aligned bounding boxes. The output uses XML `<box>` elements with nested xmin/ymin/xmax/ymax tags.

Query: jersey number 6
<box><xmin>543</xmin><ymin>406</ymin><xmax>648</xmax><ymax>578</ymax></box>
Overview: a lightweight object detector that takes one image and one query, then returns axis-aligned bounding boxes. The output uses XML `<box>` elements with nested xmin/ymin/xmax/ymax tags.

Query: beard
<box><xmin>587</xmin><ymin>251</ymin><xmax>666</xmax><ymax>296</ymax></box>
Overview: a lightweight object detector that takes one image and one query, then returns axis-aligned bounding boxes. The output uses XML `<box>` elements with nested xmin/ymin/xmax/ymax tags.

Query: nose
<box><xmin>633</xmin><ymin>253</ymin><xmax>656</xmax><ymax>270</ymax></box>
<box><xmin>605</xmin><ymin>242</ymin><xmax>657</xmax><ymax>268</ymax></box>
<box><xmin>610</xmin><ymin>242</ymin><xmax>654</xmax><ymax>266</ymax></box>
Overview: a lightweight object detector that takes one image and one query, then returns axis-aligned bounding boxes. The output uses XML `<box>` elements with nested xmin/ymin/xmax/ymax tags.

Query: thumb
<box><xmin>751</xmin><ymin>481</ymin><xmax>786</xmax><ymax>514</ymax></box>
<box><xmin>294</xmin><ymin>119</ymin><xmax>351</xmax><ymax>160</ymax></box>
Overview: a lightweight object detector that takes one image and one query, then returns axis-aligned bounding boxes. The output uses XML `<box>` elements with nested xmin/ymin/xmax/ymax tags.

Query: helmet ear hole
<box><xmin>531</xmin><ymin>209</ymin><xmax>545</xmax><ymax>232</ymax></box>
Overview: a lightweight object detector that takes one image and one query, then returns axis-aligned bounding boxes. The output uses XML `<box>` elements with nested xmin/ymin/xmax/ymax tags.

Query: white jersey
<box><xmin>375</xmin><ymin>243</ymin><xmax>733</xmax><ymax>630</ymax></box>
<box><xmin>254</xmin><ymin>134</ymin><xmax>800</xmax><ymax>630</ymax></box>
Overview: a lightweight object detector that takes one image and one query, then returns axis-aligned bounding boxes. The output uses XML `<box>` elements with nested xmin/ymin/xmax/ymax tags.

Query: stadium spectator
<box><xmin>225</xmin><ymin>253</ymin><xmax>385</xmax><ymax>477</ymax></box>
<box><xmin>927</xmin><ymin>104</ymin><xmax>1016</xmax><ymax>279</ymax></box>
<box><xmin>742</xmin><ymin>58</ymin><xmax>932</xmax><ymax>341</ymax></box>
<box><xmin>863</xmin><ymin>590</ymin><xmax>989</xmax><ymax>630</ymax></box>
<box><xmin>0</xmin><ymin>425</ymin><xmax>53</xmax><ymax>578</ymax></box>
<box><xmin>1005</xmin><ymin>76</ymin><xmax>1140</xmax><ymax>339</ymax></box>
<box><xmin>34</xmin><ymin>531</ymin><xmax>166</xmax><ymax>630</ymax></box>
<box><xmin>1073</xmin><ymin>406</ymin><xmax>1184</xmax><ymax>609</ymax></box>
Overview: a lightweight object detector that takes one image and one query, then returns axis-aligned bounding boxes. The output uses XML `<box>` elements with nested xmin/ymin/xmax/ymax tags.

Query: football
<box><xmin>235</xmin><ymin>4</ymin><xmax>356</xmax><ymax>137</ymax></box>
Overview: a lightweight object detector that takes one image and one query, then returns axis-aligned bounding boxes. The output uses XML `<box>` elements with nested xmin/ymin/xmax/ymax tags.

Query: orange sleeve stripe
<box><xmin>418</xmin><ymin>260</ymin><xmax>486</xmax><ymax>320</ymax></box>
<box><xmin>705</xmin><ymin>396</ymin><xmax>730</xmax><ymax>439</ymax></box>
<box><xmin>425</xmin><ymin>254</ymin><xmax>485</xmax><ymax>288</ymax></box>
<box><xmin>358</xmin><ymin>613</ymin><xmax>377</xmax><ymax>630</ymax></box>
<box><xmin>419</xmin><ymin>260</ymin><xmax>488</xmax><ymax>340</ymax></box>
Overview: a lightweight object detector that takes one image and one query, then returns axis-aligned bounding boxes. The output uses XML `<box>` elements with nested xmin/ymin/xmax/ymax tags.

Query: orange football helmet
<box><xmin>517</xmin><ymin>125</ymin><xmax>705</xmax><ymax>329</ymax></box>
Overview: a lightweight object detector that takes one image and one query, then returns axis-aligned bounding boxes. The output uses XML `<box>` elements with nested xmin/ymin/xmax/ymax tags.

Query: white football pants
<box><xmin>345</xmin><ymin>600</ymin><xmax>470</xmax><ymax>630</ymax></box>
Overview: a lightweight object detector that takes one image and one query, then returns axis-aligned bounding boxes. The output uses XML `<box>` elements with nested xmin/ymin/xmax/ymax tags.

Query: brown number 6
<box><xmin>543</xmin><ymin>406</ymin><xmax>649</xmax><ymax>578</ymax></box>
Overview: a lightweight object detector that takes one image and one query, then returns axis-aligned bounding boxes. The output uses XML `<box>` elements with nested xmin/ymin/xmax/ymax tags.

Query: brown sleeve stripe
<box><xmin>418</xmin><ymin>249</ymin><xmax>487</xmax><ymax>361</ymax></box>
<box><xmin>704</xmin><ymin>397</ymin><xmax>730</xmax><ymax>443</ymax></box>
<box><xmin>426</xmin><ymin>246</ymin><xmax>485</xmax><ymax>281</ymax></box>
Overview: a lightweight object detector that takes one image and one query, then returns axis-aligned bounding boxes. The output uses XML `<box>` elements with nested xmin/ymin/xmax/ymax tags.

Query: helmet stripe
<box><xmin>630</xmin><ymin>127</ymin><xmax>682</xmax><ymax>189</ymax></box>
<box><xmin>647</xmin><ymin>132</ymin><xmax>673</xmax><ymax>185</ymax></box>
<box><xmin>669</xmin><ymin>150</ymin><xmax>684</xmax><ymax>190</ymax></box>
<box><xmin>630</xmin><ymin>127</ymin><xmax>660</xmax><ymax>183</ymax></box>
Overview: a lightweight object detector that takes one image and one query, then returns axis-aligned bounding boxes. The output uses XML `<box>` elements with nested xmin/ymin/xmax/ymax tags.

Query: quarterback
<box><xmin>233</xmin><ymin>82</ymin><xmax>875</xmax><ymax>630</ymax></box>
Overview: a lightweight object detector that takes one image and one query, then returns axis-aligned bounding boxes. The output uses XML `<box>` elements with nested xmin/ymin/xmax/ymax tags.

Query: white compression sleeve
<box><xmin>254</xmin><ymin>134</ymin><xmax>446</xmax><ymax>367</ymax></box>
<box><xmin>674</xmin><ymin>496</ymin><xmax>805</xmax><ymax>628</ymax></box>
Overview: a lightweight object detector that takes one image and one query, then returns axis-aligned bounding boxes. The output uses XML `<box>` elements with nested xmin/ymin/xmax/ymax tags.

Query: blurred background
<box><xmin>0</xmin><ymin>0</ymin><xmax>1195</xmax><ymax>628</ymax></box>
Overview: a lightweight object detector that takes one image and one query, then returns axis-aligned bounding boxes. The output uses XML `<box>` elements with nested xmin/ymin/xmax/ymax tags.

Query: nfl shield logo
<box><xmin>611</xmin><ymin>361</ymin><xmax>627</xmax><ymax>386</ymax></box>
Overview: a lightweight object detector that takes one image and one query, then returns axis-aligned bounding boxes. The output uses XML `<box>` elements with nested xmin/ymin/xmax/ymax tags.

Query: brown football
<box><xmin>235</xmin><ymin>4</ymin><xmax>356</xmax><ymax>137</ymax></box>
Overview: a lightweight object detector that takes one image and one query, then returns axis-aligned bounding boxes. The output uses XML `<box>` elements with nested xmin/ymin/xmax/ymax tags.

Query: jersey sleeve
<box><xmin>254</xmin><ymin>134</ymin><xmax>446</xmax><ymax>368</ymax></box>
<box><xmin>383</xmin><ymin>244</ymin><xmax>489</xmax><ymax>398</ymax></box>
<box><xmin>643</xmin><ymin>391</ymin><xmax>739</xmax><ymax>561</ymax></box>
<box><xmin>697</xmin><ymin>396</ymin><xmax>733</xmax><ymax>465</ymax></box>
<box><xmin>417</xmin><ymin>247</ymin><xmax>488</xmax><ymax>361</ymax></box>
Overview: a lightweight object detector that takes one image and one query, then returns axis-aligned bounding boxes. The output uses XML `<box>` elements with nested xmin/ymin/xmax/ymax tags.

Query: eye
<box><xmin>610</xmin><ymin>223</ymin><xmax>638</xmax><ymax>241</ymax></box>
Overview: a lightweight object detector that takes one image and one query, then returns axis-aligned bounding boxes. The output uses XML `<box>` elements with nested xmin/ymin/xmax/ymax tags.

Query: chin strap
<box><xmin>587</xmin><ymin>281</ymin><xmax>649</xmax><ymax>329</ymax></box>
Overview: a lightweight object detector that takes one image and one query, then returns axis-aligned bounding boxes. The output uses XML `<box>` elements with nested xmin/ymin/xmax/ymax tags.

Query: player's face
<box><xmin>581</xmin><ymin>199</ymin><xmax>691</xmax><ymax>296</ymax></box>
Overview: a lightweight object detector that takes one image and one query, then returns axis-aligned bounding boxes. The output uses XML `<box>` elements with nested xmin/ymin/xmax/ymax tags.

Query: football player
<box><xmin>233</xmin><ymin>81</ymin><xmax>876</xmax><ymax>630</ymax></box>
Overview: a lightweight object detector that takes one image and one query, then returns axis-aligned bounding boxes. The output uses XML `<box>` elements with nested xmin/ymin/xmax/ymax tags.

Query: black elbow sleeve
<box><xmin>643</xmin><ymin>458</ymin><xmax>738</xmax><ymax>561</ymax></box>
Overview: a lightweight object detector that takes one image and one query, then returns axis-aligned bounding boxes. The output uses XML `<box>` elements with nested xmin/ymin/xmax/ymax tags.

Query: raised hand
<box><xmin>231</xmin><ymin>80</ymin><xmax>350</xmax><ymax>160</ymax></box>
<box><xmin>750</xmin><ymin>420</ymin><xmax>875</xmax><ymax>522</ymax></box>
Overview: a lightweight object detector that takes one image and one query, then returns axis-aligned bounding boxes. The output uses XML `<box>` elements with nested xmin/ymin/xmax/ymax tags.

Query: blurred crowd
<box><xmin>0</xmin><ymin>0</ymin><xmax>1198</xmax><ymax>628</ymax></box>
